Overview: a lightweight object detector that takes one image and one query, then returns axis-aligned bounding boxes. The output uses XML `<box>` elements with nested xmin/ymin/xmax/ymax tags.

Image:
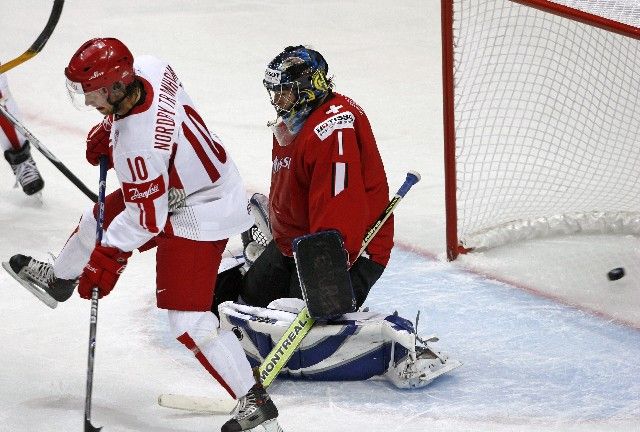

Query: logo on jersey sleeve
<box><xmin>123</xmin><ymin>175</ymin><xmax>166</xmax><ymax>203</ymax></box>
<box><xmin>314</xmin><ymin>111</ymin><xmax>355</xmax><ymax>141</ymax></box>
<box><xmin>272</xmin><ymin>156</ymin><xmax>291</xmax><ymax>173</ymax></box>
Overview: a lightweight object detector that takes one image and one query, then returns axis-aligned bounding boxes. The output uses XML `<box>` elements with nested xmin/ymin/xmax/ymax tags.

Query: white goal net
<box><xmin>444</xmin><ymin>0</ymin><xmax>640</xmax><ymax>258</ymax></box>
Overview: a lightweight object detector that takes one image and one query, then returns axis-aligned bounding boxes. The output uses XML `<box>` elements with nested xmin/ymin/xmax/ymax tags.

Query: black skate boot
<box><xmin>221</xmin><ymin>383</ymin><xmax>282</xmax><ymax>432</ymax></box>
<box><xmin>2</xmin><ymin>254</ymin><xmax>76</xmax><ymax>307</ymax></box>
<box><xmin>4</xmin><ymin>141</ymin><xmax>44</xmax><ymax>196</ymax></box>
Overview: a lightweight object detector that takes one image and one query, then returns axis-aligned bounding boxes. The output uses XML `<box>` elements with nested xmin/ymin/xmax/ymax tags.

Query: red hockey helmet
<box><xmin>65</xmin><ymin>38</ymin><xmax>135</xmax><ymax>111</ymax></box>
<box><xmin>65</xmin><ymin>38</ymin><xmax>134</xmax><ymax>92</ymax></box>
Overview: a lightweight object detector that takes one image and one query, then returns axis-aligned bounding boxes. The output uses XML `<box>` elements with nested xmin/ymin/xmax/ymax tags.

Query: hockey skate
<box><xmin>4</xmin><ymin>141</ymin><xmax>44</xmax><ymax>196</ymax></box>
<box><xmin>2</xmin><ymin>254</ymin><xmax>76</xmax><ymax>309</ymax></box>
<box><xmin>241</xmin><ymin>193</ymin><xmax>272</xmax><ymax>267</ymax></box>
<box><xmin>385</xmin><ymin>334</ymin><xmax>462</xmax><ymax>389</ymax></box>
<box><xmin>221</xmin><ymin>383</ymin><xmax>283</xmax><ymax>432</ymax></box>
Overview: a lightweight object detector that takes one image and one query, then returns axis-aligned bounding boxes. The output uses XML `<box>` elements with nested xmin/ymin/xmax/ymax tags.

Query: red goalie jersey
<box><xmin>269</xmin><ymin>93</ymin><xmax>393</xmax><ymax>267</ymax></box>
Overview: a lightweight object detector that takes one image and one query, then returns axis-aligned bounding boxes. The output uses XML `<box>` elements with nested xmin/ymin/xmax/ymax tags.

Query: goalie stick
<box><xmin>0</xmin><ymin>1</ymin><xmax>65</xmax><ymax>74</ymax></box>
<box><xmin>158</xmin><ymin>170</ymin><xmax>421</xmax><ymax>414</ymax></box>
<box><xmin>0</xmin><ymin>103</ymin><xmax>98</xmax><ymax>202</ymax></box>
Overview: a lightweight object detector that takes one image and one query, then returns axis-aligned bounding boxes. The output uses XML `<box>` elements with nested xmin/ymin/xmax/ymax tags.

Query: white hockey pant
<box><xmin>53</xmin><ymin>206</ymin><xmax>96</xmax><ymax>280</ymax></box>
<box><xmin>168</xmin><ymin>310</ymin><xmax>255</xmax><ymax>399</ymax></box>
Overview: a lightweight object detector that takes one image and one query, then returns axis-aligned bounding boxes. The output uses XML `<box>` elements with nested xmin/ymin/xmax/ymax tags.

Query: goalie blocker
<box><xmin>254</xmin><ymin>230</ymin><xmax>356</xmax><ymax>387</ymax></box>
<box><xmin>292</xmin><ymin>230</ymin><xmax>355</xmax><ymax>320</ymax></box>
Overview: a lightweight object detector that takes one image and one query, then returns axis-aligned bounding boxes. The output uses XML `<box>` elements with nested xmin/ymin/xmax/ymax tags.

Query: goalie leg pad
<box><xmin>219</xmin><ymin>301</ymin><xmax>386</xmax><ymax>380</ymax></box>
<box><xmin>219</xmin><ymin>302</ymin><xmax>462</xmax><ymax>387</ymax></box>
<box><xmin>169</xmin><ymin>310</ymin><xmax>255</xmax><ymax>399</ymax></box>
<box><xmin>382</xmin><ymin>314</ymin><xmax>463</xmax><ymax>388</ymax></box>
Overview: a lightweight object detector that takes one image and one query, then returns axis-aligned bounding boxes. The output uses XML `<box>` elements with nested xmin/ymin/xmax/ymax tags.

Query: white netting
<box><xmin>549</xmin><ymin>0</ymin><xmax>640</xmax><ymax>28</ymax></box>
<box><xmin>451</xmin><ymin>0</ymin><xmax>640</xmax><ymax>250</ymax></box>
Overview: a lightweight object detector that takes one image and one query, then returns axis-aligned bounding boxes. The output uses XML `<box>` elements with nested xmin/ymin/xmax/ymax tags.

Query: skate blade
<box><xmin>2</xmin><ymin>261</ymin><xmax>57</xmax><ymax>309</ymax></box>
<box><xmin>17</xmin><ymin>188</ymin><xmax>44</xmax><ymax>205</ymax></box>
<box><xmin>31</xmin><ymin>191</ymin><xmax>44</xmax><ymax>205</ymax></box>
<box><xmin>422</xmin><ymin>358</ymin><xmax>463</xmax><ymax>383</ymax></box>
<box><xmin>249</xmin><ymin>419</ymin><xmax>284</xmax><ymax>432</ymax></box>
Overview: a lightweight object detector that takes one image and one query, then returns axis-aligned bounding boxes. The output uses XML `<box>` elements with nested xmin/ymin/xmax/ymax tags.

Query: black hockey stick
<box><xmin>0</xmin><ymin>104</ymin><xmax>98</xmax><ymax>202</ymax></box>
<box><xmin>258</xmin><ymin>170</ymin><xmax>421</xmax><ymax>387</ymax></box>
<box><xmin>84</xmin><ymin>156</ymin><xmax>108</xmax><ymax>432</ymax></box>
<box><xmin>0</xmin><ymin>0</ymin><xmax>65</xmax><ymax>74</ymax></box>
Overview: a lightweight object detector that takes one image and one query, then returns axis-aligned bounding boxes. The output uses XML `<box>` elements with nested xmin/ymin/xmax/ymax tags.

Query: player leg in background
<box><xmin>346</xmin><ymin>255</ymin><xmax>385</xmax><ymax>307</ymax></box>
<box><xmin>213</xmin><ymin>262</ymin><xmax>246</xmax><ymax>314</ymax></box>
<box><xmin>0</xmin><ymin>74</ymin><xmax>44</xmax><ymax>196</ymax></box>
<box><xmin>157</xmin><ymin>234</ymin><xmax>282</xmax><ymax>432</ymax></box>
<box><xmin>239</xmin><ymin>241</ymin><xmax>298</xmax><ymax>307</ymax></box>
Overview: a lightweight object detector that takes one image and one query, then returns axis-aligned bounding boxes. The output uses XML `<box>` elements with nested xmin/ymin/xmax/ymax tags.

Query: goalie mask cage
<box><xmin>442</xmin><ymin>0</ymin><xmax>640</xmax><ymax>260</ymax></box>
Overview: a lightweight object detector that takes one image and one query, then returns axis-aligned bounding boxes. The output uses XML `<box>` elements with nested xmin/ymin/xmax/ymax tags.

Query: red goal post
<box><xmin>442</xmin><ymin>0</ymin><xmax>640</xmax><ymax>260</ymax></box>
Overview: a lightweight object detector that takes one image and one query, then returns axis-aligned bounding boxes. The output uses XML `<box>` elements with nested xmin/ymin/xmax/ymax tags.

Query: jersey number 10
<box><xmin>181</xmin><ymin>104</ymin><xmax>228</xmax><ymax>183</ymax></box>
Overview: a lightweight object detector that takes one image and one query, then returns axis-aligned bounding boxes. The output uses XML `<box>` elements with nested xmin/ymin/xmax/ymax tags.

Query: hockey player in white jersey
<box><xmin>0</xmin><ymin>72</ymin><xmax>44</xmax><ymax>196</ymax></box>
<box><xmin>4</xmin><ymin>38</ymin><xmax>282</xmax><ymax>432</ymax></box>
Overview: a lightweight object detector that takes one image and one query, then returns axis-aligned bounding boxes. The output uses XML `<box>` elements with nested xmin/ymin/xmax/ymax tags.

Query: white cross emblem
<box><xmin>326</xmin><ymin>104</ymin><xmax>343</xmax><ymax>115</ymax></box>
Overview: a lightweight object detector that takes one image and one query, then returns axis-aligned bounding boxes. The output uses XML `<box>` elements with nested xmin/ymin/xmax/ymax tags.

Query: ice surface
<box><xmin>0</xmin><ymin>1</ymin><xmax>638</xmax><ymax>431</ymax></box>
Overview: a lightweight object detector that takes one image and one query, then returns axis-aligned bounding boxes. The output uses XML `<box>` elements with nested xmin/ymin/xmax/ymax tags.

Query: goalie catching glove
<box><xmin>78</xmin><ymin>245</ymin><xmax>131</xmax><ymax>299</ymax></box>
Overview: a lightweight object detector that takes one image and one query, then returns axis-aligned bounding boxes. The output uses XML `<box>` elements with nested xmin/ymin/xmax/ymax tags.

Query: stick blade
<box><xmin>158</xmin><ymin>393</ymin><xmax>236</xmax><ymax>415</ymax></box>
<box><xmin>84</xmin><ymin>419</ymin><xmax>102</xmax><ymax>432</ymax></box>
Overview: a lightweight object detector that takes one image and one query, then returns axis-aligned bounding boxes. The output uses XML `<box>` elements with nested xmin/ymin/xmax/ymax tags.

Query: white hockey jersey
<box><xmin>103</xmin><ymin>56</ymin><xmax>253</xmax><ymax>251</ymax></box>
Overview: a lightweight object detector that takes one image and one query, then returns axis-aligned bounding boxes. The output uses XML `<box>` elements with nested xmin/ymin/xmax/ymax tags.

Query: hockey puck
<box><xmin>607</xmin><ymin>267</ymin><xmax>625</xmax><ymax>281</ymax></box>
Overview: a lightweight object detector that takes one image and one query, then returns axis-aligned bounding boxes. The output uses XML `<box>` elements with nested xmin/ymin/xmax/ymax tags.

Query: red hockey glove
<box><xmin>78</xmin><ymin>245</ymin><xmax>132</xmax><ymax>299</ymax></box>
<box><xmin>86</xmin><ymin>116</ymin><xmax>113</xmax><ymax>167</ymax></box>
